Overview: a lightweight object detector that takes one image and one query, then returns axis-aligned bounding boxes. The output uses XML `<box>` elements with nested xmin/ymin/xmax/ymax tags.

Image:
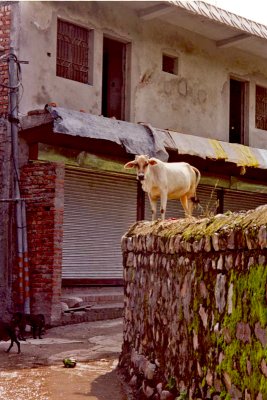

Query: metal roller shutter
<box><xmin>144</xmin><ymin>184</ymin><xmax>218</xmax><ymax>220</ymax></box>
<box><xmin>223</xmin><ymin>189</ymin><xmax>267</xmax><ymax>213</ymax></box>
<box><xmin>62</xmin><ymin>168</ymin><xmax>137</xmax><ymax>281</ymax></box>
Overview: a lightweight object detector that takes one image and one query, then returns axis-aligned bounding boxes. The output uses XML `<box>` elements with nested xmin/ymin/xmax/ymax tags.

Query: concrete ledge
<box><xmin>58</xmin><ymin>304</ymin><xmax>124</xmax><ymax>327</ymax></box>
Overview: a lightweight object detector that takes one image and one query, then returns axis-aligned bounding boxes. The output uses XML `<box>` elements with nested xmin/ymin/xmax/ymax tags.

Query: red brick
<box><xmin>16</xmin><ymin>162</ymin><xmax>65</xmax><ymax>324</ymax></box>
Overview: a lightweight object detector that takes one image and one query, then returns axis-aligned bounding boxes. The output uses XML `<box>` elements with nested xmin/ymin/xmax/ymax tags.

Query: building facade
<box><xmin>14</xmin><ymin>1</ymin><xmax>267</xmax><ymax>148</ymax></box>
<box><xmin>1</xmin><ymin>1</ymin><xmax>267</xmax><ymax>322</ymax></box>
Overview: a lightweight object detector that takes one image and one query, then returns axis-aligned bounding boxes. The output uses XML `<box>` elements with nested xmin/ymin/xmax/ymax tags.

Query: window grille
<box><xmin>57</xmin><ymin>19</ymin><xmax>90</xmax><ymax>84</ymax></box>
<box><xmin>256</xmin><ymin>85</ymin><xmax>267</xmax><ymax>131</ymax></box>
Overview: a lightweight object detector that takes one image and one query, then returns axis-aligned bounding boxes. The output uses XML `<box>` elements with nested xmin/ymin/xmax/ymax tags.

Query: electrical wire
<box><xmin>0</xmin><ymin>53</ymin><xmax>22</xmax><ymax>89</ymax></box>
<box><xmin>0</xmin><ymin>52</ymin><xmax>24</xmax><ymax>118</ymax></box>
<box><xmin>0</xmin><ymin>52</ymin><xmax>24</xmax><ymax>189</ymax></box>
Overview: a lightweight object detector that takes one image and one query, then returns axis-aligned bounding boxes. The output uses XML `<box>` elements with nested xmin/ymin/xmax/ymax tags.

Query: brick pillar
<box><xmin>20</xmin><ymin>162</ymin><xmax>65</xmax><ymax>325</ymax></box>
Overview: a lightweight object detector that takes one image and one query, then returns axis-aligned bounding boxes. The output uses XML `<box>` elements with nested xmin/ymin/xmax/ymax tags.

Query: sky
<box><xmin>206</xmin><ymin>0</ymin><xmax>267</xmax><ymax>25</ymax></box>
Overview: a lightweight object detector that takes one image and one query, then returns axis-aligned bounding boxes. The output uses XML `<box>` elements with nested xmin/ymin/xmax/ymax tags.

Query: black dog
<box><xmin>27</xmin><ymin>313</ymin><xmax>46</xmax><ymax>339</ymax></box>
<box><xmin>0</xmin><ymin>320</ymin><xmax>20</xmax><ymax>353</ymax></box>
<box><xmin>12</xmin><ymin>312</ymin><xmax>46</xmax><ymax>340</ymax></box>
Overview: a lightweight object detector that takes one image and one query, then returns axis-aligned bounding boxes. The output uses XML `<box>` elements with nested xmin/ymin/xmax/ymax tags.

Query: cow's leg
<box><xmin>180</xmin><ymin>195</ymin><xmax>190</xmax><ymax>217</ymax></box>
<box><xmin>187</xmin><ymin>197</ymin><xmax>194</xmax><ymax>216</ymax></box>
<box><xmin>160</xmin><ymin>192</ymin><xmax>168</xmax><ymax>220</ymax></box>
<box><xmin>149</xmin><ymin>195</ymin><xmax>157</xmax><ymax>221</ymax></box>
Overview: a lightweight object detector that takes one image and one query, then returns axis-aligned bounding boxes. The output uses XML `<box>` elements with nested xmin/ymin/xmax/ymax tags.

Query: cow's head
<box><xmin>124</xmin><ymin>155</ymin><xmax>157</xmax><ymax>181</ymax></box>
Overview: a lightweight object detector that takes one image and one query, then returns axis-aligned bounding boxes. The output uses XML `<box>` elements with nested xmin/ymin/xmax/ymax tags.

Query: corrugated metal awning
<box><xmin>46</xmin><ymin>106</ymin><xmax>171</xmax><ymax>162</ymax></box>
<box><xmin>166</xmin><ymin>130</ymin><xmax>267</xmax><ymax>169</ymax></box>
<box><xmin>22</xmin><ymin>106</ymin><xmax>267</xmax><ymax>171</ymax></box>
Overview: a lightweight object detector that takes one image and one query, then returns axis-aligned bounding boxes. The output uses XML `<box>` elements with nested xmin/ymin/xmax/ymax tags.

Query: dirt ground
<box><xmin>0</xmin><ymin>318</ymin><xmax>129</xmax><ymax>400</ymax></box>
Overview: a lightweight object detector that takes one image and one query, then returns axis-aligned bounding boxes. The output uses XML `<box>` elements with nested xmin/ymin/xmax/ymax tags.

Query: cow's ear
<box><xmin>124</xmin><ymin>161</ymin><xmax>136</xmax><ymax>169</ymax></box>
<box><xmin>148</xmin><ymin>158</ymin><xmax>158</xmax><ymax>166</ymax></box>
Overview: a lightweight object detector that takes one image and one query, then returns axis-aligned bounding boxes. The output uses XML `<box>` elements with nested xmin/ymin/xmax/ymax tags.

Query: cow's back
<box><xmin>142</xmin><ymin>160</ymin><xmax>199</xmax><ymax>199</ymax></box>
<box><xmin>163</xmin><ymin>162</ymin><xmax>195</xmax><ymax>195</ymax></box>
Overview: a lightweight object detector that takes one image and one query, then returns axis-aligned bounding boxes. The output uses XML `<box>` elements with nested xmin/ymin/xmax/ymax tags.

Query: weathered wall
<box><xmin>19</xmin><ymin>162</ymin><xmax>64</xmax><ymax>325</ymax></box>
<box><xmin>15</xmin><ymin>1</ymin><xmax>267</xmax><ymax>148</ymax></box>
<box><xmin>120</xmin><ymin>206</ymin><xmax>267</xmax><ymax>399</ymax></box>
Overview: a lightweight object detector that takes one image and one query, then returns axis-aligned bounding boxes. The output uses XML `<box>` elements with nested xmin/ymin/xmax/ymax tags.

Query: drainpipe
<box><xmin>9</xmin><ymin>47</ymin><xmax>30</xmax><ymax>314</ymax></box>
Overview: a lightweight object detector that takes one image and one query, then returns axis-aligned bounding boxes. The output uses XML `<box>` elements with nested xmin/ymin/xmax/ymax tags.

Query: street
<box><xmin>0</xmin><ymin>318</ymin><xmax>128</xmax><ymax>400</ymax></box>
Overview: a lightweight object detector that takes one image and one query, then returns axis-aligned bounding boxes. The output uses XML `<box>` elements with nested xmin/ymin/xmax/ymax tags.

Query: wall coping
<box><xmin>122</xmin><ymin>205</ymin><xmax>267</xmax><ymax>253</ymax></box>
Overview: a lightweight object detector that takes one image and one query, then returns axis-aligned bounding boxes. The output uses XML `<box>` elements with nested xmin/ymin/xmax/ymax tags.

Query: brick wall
<box><xmin>19</xmin><ymin>162</ymin><xmax>65</xmax><ymax>325</ymax></box>
<box><xmin>0</xmin><ymin>3</ymin><xmax>11</xmax><ymax>116</ymax></box>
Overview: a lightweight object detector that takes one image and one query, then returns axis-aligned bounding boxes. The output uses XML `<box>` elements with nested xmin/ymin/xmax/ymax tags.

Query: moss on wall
<box><xmin>214</xmin><ymin>265</ymin><xmax>267</xmax><ymax>397</ymax></box>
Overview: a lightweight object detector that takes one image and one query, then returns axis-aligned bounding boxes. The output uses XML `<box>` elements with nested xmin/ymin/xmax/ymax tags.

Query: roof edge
<box><xmin>169</xmin><ymin>0</ymin><xmax>267</xmax><ymax>41</ymax></box>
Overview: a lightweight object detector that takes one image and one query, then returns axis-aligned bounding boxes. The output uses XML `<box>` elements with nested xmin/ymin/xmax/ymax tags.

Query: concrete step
<box><xmin>62</xmin><ymin>286</ymin><xmax>124</xmax><ymax>296</ymax></box>
<box><xmin>60</xmin><ymin>303</ymin><xmax>124</xmax><ymax>326</ymax></box>
<box><xmin>59</xmin><ymin>287</ymin><xmax>124</xmax><ymax>325</ymax></box>
<box><xmin>61</xmin><ymin>287</ymin><xmax>124</xmax><ymax>309</ymax></box>
<box><xmin>71</xmin><ymin>292</ymin><xmax>124</xmax><ymax>304</ymax></box>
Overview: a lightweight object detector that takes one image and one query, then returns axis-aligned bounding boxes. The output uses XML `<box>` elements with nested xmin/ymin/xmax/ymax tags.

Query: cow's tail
<box><xmin>191</xmin><ymin>167</ymin><xmax>201</xmax><ymax>203</ymax></box>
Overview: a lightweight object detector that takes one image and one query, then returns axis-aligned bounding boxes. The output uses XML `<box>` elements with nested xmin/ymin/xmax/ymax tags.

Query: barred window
<box><xmin>256</xmin><ymin>85</ymin><xmax>267</xmax><ymax>131</ymax></box>
<box><xmin>57</xmin><ymin>19</ymin><xmax>92</xmax><ymax>84</ymax></box>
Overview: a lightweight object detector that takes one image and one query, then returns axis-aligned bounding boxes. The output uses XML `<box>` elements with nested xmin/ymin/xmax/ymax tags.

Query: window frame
<box><xmin>255</xmin><ymin>85</ymin><xmax>267</xmax><ymax>131</ymax></box>
<box><xmin>56</xmin><ymin>18</ymin><xmax>93</xmax><ymax>85</ymax></box>
<box><xmin>228</xmin><ymin>76</ymin><xmax>249</xmax><ymax>145</ymax></box>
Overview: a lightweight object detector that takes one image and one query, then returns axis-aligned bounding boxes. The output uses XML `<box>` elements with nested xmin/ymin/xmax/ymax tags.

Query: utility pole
<box><xmin>8</xmin><ymin>47</ymin><xmax>30</xmax><ymax>314</ymax></box>
<box><xmin>9</xmin><ymin>48</ymin><xmax>24</xmax><ymax>308</ymax></box>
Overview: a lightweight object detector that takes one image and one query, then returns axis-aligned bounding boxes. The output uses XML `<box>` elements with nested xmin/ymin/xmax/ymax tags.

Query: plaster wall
<box><xmin>17</xmin><ymin>1</ymin><xmax>267</xmax><ymax>147</ymax></box>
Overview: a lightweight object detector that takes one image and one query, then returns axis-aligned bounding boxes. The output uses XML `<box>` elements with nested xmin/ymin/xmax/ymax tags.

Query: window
<box><xmin>256</xmin><ymin>85</ymin><xmax>267</xmax><ymax>131</ymax></box>
<box><xmin>162</xmin><ymin>54</ymin><xmax>178</xmax><ymax>75</ymax></box>
<box><xmin>57</xmin><ymin>19</ymin><xmax>93</xmax><ymax>84</ymax></box>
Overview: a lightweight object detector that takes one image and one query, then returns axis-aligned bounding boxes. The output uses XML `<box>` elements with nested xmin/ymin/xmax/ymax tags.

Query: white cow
<box><xmin>124</xmin><ymin>155</ymin><xmax>201</xmax><ymax>220</ymax></box>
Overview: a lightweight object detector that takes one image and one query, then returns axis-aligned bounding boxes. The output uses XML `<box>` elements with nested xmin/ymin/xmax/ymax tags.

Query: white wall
<box><xmin>17</xmin><ymin>1</ymin><xmax>267</xmax><ymax>148</ymax></box>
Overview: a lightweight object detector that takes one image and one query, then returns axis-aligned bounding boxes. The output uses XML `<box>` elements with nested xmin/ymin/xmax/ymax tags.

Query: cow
<box><xmin>124</xmin><ymin>155</ymin><xmax>201</xmax><ymax>220</ymax></box>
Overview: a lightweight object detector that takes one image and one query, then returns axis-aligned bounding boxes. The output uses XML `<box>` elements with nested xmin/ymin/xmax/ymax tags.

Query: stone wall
<box><xmin>120</xmin><ymin>206</ymin><xmax>267</xmax><ymax>399</ymax></box>
<box><xmin>19</xmin><ymin>162</ymin><xmax>64</xmax><ymax>325</ymax></box>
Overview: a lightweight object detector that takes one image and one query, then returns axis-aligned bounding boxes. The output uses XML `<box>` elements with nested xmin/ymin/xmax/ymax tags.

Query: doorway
<box><xmin>229</xmin><ymin>78</ymin><xmax>248</xmax><ymax>144</ymax></box>
<box><xmin>102</xmin><ymin>37</ymin><xmax>126</xmax><ymax>120</ymax></box>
